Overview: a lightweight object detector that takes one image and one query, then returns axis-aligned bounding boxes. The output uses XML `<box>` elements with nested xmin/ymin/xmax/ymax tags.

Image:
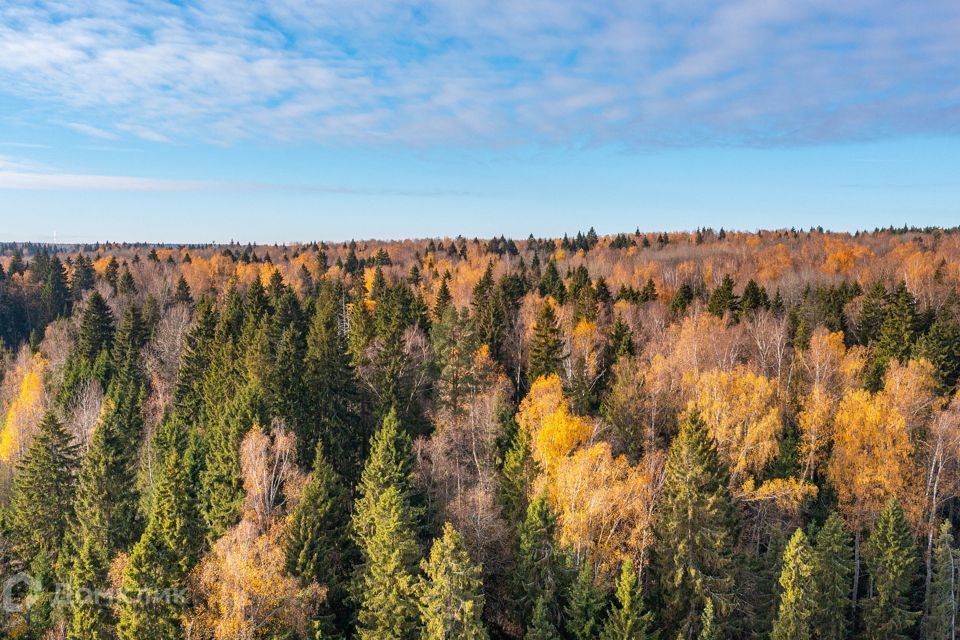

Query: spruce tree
<box><xmin>433</xmin><ymin>273</ymin><xmax>453</xmax><ymax>320</ymax></box>
<box><xmin>419</xmin><ymin>522</ymin><xmax>488</xmax><ymax>640</ymax></box>
<box><xmin>200</xmin><ymin>381</ymin><xmax>267</xmax><ymax>541</ymax></box>
<box><xmin>172</xmin><ymin>275</ymin><xmax>193</xmax><ymax>305</ymax></box>
<box><xmin>810</xmin><ymin>512</ymin><xmax>853</xmax><ymax>640</ymax></box>
<box><xmin>770</xmin><ymin>528</ymin><xmax>815</xmax><ymax>640</ymax></box>
<box><xmin>697</xmin><ymin>600</ymin><xmax>718</xmax><ymax>640</ymax></box>
<box><xmin>303</xmin><ymin>284</ymin><xmax>363</xmax><ymax>478</ymax></box>
<box><xmin>515</xmin><ymin>495</ymin><xmax>565</xmax><ymax>625</ymax></box>
<box><xmin>117</xmin><ymin>450</ymin><xmax>196</xmax><ymax>640</ymax></box>
<box><xmin>857</xmin><ymin>281</ymin><xmax>888</xmax><ymax>345</ymax></box>
<box><xmin>10</xmin><ymin>412</ymin><xmax>79</xmax><ymax>566</ymax></box>
<box><xmin>654</xmin><ymin>411</ymin><xmax>736</xmax><ymax>639</ymax></box>
<box><xmin>526</xmin><ymin>596</ymin><xmax>562</xmax><ymax>640</ymax></box>
<box><xmin>925</xmin><ymin>520</ymin><xmax>958</xmax><ymax>640</ymax></box>
<box><xmin>538</xmin><ymin>261</ymin><xmax>566</xmax><ymax>303</ymax></box>
<box><xmin>915</xmin><ymin>314</ymin><xmax>960</xmax><ymax>394</ymax></box>
<box><xmin>10</xmin><ymin>412</ymin><xmax>78</xmax><ymax>633</ymax></box>
<box><xmin>66</xmin><ymin>535</ymin><xmax>113</xmax><ymax>640</ymax></box>
<box><xmin>528</xmin><ymin>302</ymin><xmax>564</xmax><ymax>385</ymax></box>
<box><xmin>71</xmin><ymin>396</ymin><xmax>142</xmax><ymax>557</ymax></box>
<box><xmin>866</xmin><ymin>282</ymin><xmax>917</xmax><ymax>390</ymax></box>
<box><xmin>499</xmin><ymin>420</ymin><xmax>537</xmax><ymax>525</ymax></box>
<box><xmin>707</xmin><ymin>274</ymin><xmax>737</xmax><ymax>318</ymax></box>
<box><xmin>671</xmin><ymin>283</ymin><xmax>694</xmax><ymax>317</ymax></box>
<box><xmin>354</xmin><ymin>486</ymin><xmax>421</xmax><ymax>640</ymax></box>
<box><xmin>352</xmin><ymin>408</ymin><xmax>420</xmax><ymax>556</ymax></box>
<box><xmin>285</xmin><ymin>442</ymin><xmax>353</xmax><ymax>636</ymax></box>
<box><xmin>862</xmin><ymin>500</ymin><xmax>919</xmax><ymax>639</ymax></box>
<box><xmin>565</xmin><ymin>561</ymin><xmax>607</xmax><ymax>640</ymax></box>
<box><xmin>601</xmin><ymin>558</ymin><xmax>654</xmax><ymax>640</ymax></box>
<box><xmin>40</xmin><ymin>255</ymin><xmax>71</xmax><ymax>324</ymax></box>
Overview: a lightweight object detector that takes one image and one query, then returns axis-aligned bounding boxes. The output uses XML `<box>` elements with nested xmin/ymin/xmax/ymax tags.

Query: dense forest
<box><xmin>2</xmin><ymin>226</ymin><xmax>960</xmax><ymax>640</ymax></box>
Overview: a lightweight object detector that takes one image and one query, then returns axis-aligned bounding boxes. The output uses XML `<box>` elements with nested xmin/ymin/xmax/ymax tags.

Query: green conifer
<box><xmin>862</xmin><ymin>500</ymin><xmax>919</xmax><ymax>639</ymax></box>
<box><xmin>925</xmin><ymin>520</ymin><xmax>958</xmax><ymax>640</ymax></box>
<box><xmin>419</xmin><ymin>522</ymin><xmax>488</xmax><ymax>640</ymax></box>
<box><xmin>810</xmin><ymin>512</ymin><xmax>853</xmax><ymax>640</ymax></box>
<box><xmin>654</xmin><ymin>411</ymin><xmax>736</xmax><ymax>639</ymax></box>
<box><xmin>770</xmin><ymin>529</ymin><xmax>815</xmax><ymax>640</ymax></box>
<box><xmin>285</xmin><ymin>442</ymin><xmax>353</xmax><ymax>636</ymax></box>
<box><xmin>565</xmin><ymin>561</ymin><xmax>607</xmax><ymax>640</ymax></box>
<box><xmin>528</xmin><ymin>302</ymin><xmax>564</xmax><ymax>385</ymax></box>
<box><xmin>601</xmin><ymin>558</ymin><xmax>654</xmax><ymax>640</ymax></box>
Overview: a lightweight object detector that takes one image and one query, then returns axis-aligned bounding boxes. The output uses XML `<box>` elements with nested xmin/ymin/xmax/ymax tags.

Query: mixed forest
<box><xmin>2</xmin><ymin>226</ymin><xmax>960</xmax><ymax>640</ymax></box>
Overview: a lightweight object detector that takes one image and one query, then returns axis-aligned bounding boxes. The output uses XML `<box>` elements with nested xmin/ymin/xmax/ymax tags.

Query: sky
<box><xmin>1</xmin><ymin>0</ymin><xmax>959</xmax><ymax>243</ymax></box>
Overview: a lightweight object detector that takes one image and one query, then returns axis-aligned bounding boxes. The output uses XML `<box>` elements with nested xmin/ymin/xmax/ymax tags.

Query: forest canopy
<box><xmin>1</xmin><ymin>225</ymin><xmax>960</xmax><ymax>639</ymax></box>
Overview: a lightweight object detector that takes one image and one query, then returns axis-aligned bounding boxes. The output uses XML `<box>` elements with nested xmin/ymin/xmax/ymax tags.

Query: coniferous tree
<box><xmin>528</xmin><ymin>302</ymin><xmax>564</xmax><ymax>385</ymax></box>
<box><xmin>862</xmin><ymin>500</ymin><xmax>920</xmax><ymax>639</ymax></box>
<box><xmin>697</xmin><ymin>600</ymin><xmax>718</xmax><ymax>640</ymax></box>
<box><xmin>172</xmin><ymin>298</ymin><xmax>216</xmax><ymax>424</ymax></box>
<box><xmin>60</xmin><ymin>291</ymin><xmax>115</xmax><ymax>406</ymax></box>
<box><xmin>199</xmin><ymin>381</ymin><xmax>267</xmax><ymax>541</ymax></box>
<box><xmin>526</xmin><ymin>596</ymin><xmax>562</xmax><ymax>640</ymax></box>
<box><xmin>857</xmin><ymin>281</ymin><xmax>888</xmax><ymax>345</ymax></box>
<box><xmin>499</xmin><ymin>421</ymin><xmax>537</xmax><ymax>525</ymax></box>
<box><xmin>810</xmin><ymin>512</ymin><xmax>853</xmax><ymax>640</ymax></box>
<box><xmin>40</xmin><ymin>255</ymin><xmax>71</xmax><ymax>324</ymax></box>
<box><xmin>71</xmin><ymin>396</ymin><xmax>142</xmax><ymax>557</ymax></box>
<box><xmin>10</xmin><ymin>412</ymin><xmax>79</xmax><ymax>565</ymax></box>
<box><xmin>654</xmin><ymin>411</ymin><xmax>736</xmax><ymax>639</ymax></box>
<box><xmin>539</xmin><ymin>261</ymin><xmax>566</xmax><ymax>303</ymax></box>
<box><xmin>866</xmin><ymin>282</ymin><xmax>917</xmax><ymax>390</ymax></box>
<box><xmin>66</xmin><ymin>535</ymin><xmax>113</xmax><ymax>640</ymax></box>
<box><xmin>71</xmin><ymin>254</ymin><xmax>96</xmax><ymax>300</ymax></box>
<box><xmin>565</xmin><ymin>561</ymin><xmax>607</xmax><ymax>640</ymax></box>
<box><xmin>354</xmin><ymin>485</ymin><xmax>422</xmax><ymax>640</ymax></box>
<box><xmin>707</xmin><ymin>274</ymin><xmax>737</xmax><ymax>319</ymax></box>
<box><xmin>671</xmin><ymin>283</ymin><xmax>694</xmax><ymax>317</ymax></box>
<box><xmin>915</xmin><ymin>313</ymin><xmax>960</xmax><ymax>394</ymax></box>
<box><xmin>515</xmin><ymin>496</ymin><xmax>565</xmax><ymax>627</ymax></box>
<box><xmin>600</xmin><ymin>558</ymin><xmax>654</xmax><ymax>640</ymax></box>
<box><xmin>10</xmin><ymin>412</ymin><xmax>78</xmax><ymax>632</ymax></box>
<box><xmin>925</xmin><ymin>520</ymin><xmax>958</xmax><ymax>640</ymax></box>
<box><xmin>303</xmin><ymin>284</ymin><xmax>363</xmax><ymax>477</ymax></box>
<box><xmin>770</xmin><ymin>528</ymin><xmax>815</xmax><ymax>640</ymax></box>
<box><xmin>172</xmin><ymin>275</ymin><xmax>193</xmax><ymax>305</ymax></box>
<box><xmin>433</xmin><ymin>273</ymin><xmax>453</xmax><ymax>320</ymax></box>
<box><xmin>117</xmin><ymin>265</ymin><xmax>137</xmax><ymax>295</ymax></box>
<box><xmin>285</xmin><ymin>442</ymin><xmax>353</xmax><ymax>636</ymax></box>
<box><xmin>117</xmin><ymin>450</ymin><xmax>197</xmax><ymax>640</ymax></box>
<box><xmin>352</xmin><ymin>408</ymin><xmax>420</xmax><ymax>556</ymax></box>
<box><xmin>419</xmin><ymin>522</ymin><xmax>488</xmax><ymax>640</ymax></box>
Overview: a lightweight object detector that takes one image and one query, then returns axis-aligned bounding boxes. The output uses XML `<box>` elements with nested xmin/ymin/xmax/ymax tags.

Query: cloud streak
<box><xmin>0</xmin><ymin>161</ymin><xmax>484</xmax><ymax>197</ymax></box>
<box><xmin>0</xmin><ymin>0</ymin><xmax>958</xmax><ymax>147</ymax></box>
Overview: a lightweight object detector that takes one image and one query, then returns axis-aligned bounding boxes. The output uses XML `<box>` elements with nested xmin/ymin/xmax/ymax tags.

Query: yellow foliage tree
<box><xmin>550</xmin><ymin>443</ymin><xmax>661</xmax><ymax>578</ymax></box>
<box><xmin>828</xmin><ymin>389</ymin><xmax>915</xmax><ymax>531</ymax></box>
<box><xmin>689</xmin><ymin>365</ymin><xmax>782</xmax><ymax>486</ymax></box>
<box><xmin>0</xmin><ymin>353</ymin><xmax>48</xmax><ymax>464</ymax></box>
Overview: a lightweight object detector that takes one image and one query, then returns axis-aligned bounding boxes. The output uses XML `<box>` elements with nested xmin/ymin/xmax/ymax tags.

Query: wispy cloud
<box><xmin>63</xmin><ymin>122</ymin><xmax>119</xmax><ymax>140</ymax></box>
<box><xmin>0</xmin><ymin>157</ymin><xmax>483</xmax><ymax>196</ymax></box>
<box><xmin>0</xmin><ymin>1</ymin><xmax>958</xmax><ymax>147</ymax></box>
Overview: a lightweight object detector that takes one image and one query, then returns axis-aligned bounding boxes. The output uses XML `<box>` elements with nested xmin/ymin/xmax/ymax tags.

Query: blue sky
<box><xmin>1</xmin><ymin>0</ymin><xmax>958</xmax><ymax>242</ymax></box>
